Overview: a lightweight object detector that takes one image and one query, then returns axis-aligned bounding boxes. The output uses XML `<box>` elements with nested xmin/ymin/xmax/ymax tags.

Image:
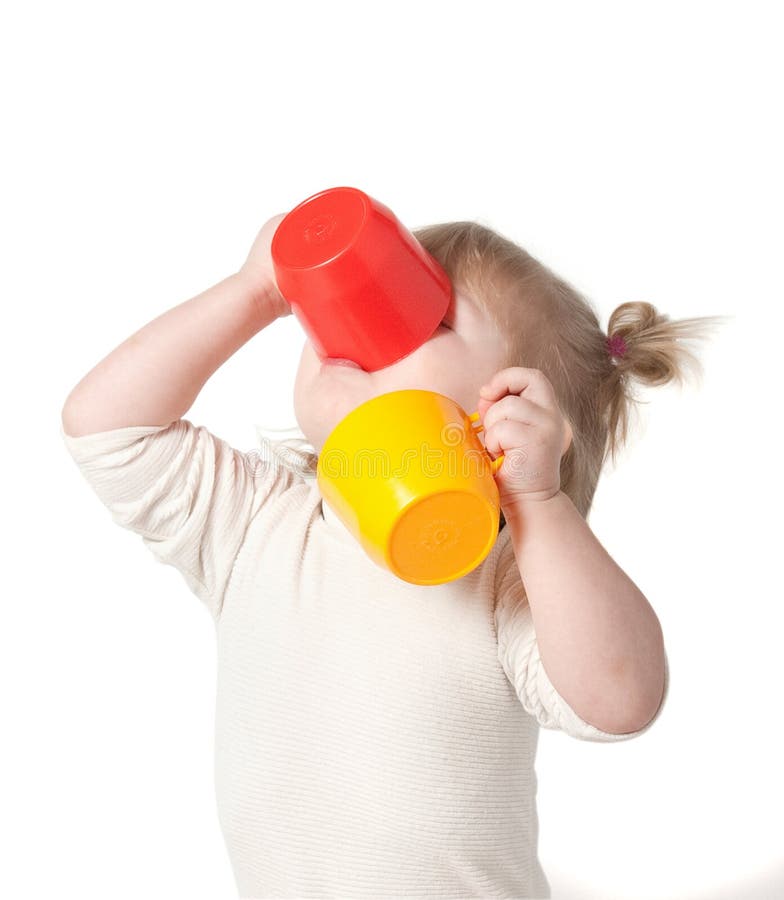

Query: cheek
<box><xmin>293</xmin><ymin>343</ymin><xmax>314</xmax><ymax>397</ymax></box>
<box><xmin>296</xmin><ymin>340</ymin><xmax>319</xmax><ymax>376</ymax></box>
<box><xmin>417</xmin><ymin>332</ymin><xmax>455</xmax><ymax>365</ymax></box>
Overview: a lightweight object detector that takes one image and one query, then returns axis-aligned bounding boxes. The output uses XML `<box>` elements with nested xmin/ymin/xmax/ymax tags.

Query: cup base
<box><xmin>387</xmin><ymin>491</ymin><xmax>499</xmax><ymax>585</ymax></box>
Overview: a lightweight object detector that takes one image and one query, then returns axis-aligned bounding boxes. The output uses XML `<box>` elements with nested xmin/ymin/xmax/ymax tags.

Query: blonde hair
<box><xmin>259</xmin><ymin>221</ymin><xmax>727</xmax><ymax>520</ymax></box>
<box><xmin>415</xmin><ymin>221</ymin><xmax>728</xmax><ymax>518</ymax></box>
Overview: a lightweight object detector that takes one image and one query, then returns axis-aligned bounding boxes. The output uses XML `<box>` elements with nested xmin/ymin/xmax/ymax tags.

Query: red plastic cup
<box><xmin>270</xmin><ymin>186</ymin><xmax>452</xmax><ymax>371</ymax></box>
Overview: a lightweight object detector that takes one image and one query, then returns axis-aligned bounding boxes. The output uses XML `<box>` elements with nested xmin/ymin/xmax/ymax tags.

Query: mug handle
<box><xmin>468</xmin><ymin>412</ymin><xmax>505</xmax><ymax>474</ymax></box>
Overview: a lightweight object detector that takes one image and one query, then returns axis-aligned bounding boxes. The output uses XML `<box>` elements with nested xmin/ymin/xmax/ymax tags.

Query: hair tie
<box><xmin>606</xmin><ymin>334</ymin><xmax>628</xmax><ymax>359</ymax></box>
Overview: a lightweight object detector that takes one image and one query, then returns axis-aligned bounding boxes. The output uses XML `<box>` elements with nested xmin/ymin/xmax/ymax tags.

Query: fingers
<box><xmin>479</xmin><ymin>367</ymin><xmax>558</xmax><ymax>408</ymax></box>
<box><xmin>482</xmin><ymin>418</ymin><xmax>530</xmax><ymax>456</ymax></box>
<box><xmin>482</xmin><ymin>394</ymin><xmax>551</xmax><ymax>431</ymax></box>
<box><xmin>484</xmin><ymin>415</ymin><xmax>572</xmax><ymax>460</ymax></box>
<box><xmin>478</xmin><ymin>369</ymin><xmax>574</xmax><ymax>461</ymax></box>
<box><xmin>266</xmin><ymin>212</ymin><xmax>288</xmax><ymax>230</ymax></box>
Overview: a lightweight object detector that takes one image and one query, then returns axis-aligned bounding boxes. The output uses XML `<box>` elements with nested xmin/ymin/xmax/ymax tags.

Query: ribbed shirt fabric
<box><xmin>61</xmin><ymin>417</ymin><xmax>668</xmax><ymax>900</ymax></box>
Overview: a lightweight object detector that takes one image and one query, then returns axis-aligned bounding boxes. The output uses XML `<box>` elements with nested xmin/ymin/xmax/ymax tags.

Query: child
<box><xmin>61</xmin><ymin>212</ymin><xmax>720</xmax><ymax>899</ymax></box>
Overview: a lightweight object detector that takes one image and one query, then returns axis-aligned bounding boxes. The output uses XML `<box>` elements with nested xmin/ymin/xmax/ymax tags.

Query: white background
<box><xmin>2</xmin><ymin>2</ymin><xmax>782</xmax><ymax>898</ymax></box>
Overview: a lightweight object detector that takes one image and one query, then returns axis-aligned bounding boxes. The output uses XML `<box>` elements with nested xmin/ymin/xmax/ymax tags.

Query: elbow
<box><xmin>598</xmin><ymin>647</ymin><xmax>667</xmax><ymax>735</ymax></box>
<box><xmin>581</xmin><ymin>687</ymin><xmax>663</xmax><ymax>736</ymax></box>
<box><xmin>572</xmin><ymin>637</ymin><xmax>666</xmax><ymax>736</ymax></box>
<box><xmin>627</xmin><ymin>664</ymin><xmax>667</xmax><ymax>734</ymax></box>
<box><xmin>600</xmin><ymin>691</ymin><xmax>663</xmax><ymax>735</ymax></box>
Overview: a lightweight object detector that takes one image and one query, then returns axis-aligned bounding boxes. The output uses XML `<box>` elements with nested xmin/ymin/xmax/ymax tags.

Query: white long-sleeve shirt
<box><xmin>61</xmin><ymin>417</ymin><xmax>669</xmax><ymax>900</ymax></box>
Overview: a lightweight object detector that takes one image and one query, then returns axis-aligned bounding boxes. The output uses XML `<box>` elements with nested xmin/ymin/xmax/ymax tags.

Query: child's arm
<box><xmin>61</xmin><ymin>214</ymin><xmax>299</xmax><ymax>621</ymax></box>
<box><xmin>481</xmin><ymin>366</ymin><xmax>666</xmax><ymax>738</ymax></box>
<box><xmin>502</xmin><ymin>493</ymin><xmax>666</xmax><ymax>736</ymax></box>
<box><xmin>62</xmin><ymin>213</ymin><xmax>289</xmax><ymax>436</ymax></box>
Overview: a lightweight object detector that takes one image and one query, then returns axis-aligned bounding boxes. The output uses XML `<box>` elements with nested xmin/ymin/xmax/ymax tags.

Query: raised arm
<box><xmin>61</xmin><ymin>213</ymin><xmax>290</xmax><ymax>436</ymax></box>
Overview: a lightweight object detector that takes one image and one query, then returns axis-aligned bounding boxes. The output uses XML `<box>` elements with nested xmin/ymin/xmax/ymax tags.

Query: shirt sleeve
<box><xmin>493</xmin><ymin>526</ymin><xmax>669</xmax><ymax>742</ymax></box>
<box><xmin>61</xmin><ymin>417</ymin><xmax>302</xmax><ymax>621</ymax></box>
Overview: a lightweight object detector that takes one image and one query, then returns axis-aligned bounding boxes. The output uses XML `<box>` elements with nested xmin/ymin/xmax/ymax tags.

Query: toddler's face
<box><xmin>293</xmin><ymin>288</ymin><xmax>508</xmax><ymax>452</ymax></box>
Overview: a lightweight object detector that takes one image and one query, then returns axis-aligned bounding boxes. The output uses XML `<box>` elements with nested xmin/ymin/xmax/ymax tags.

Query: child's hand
<box><xmin>475</xmin><ymin>367</ymin><xmax>573</xmax><ymax>507</ymax></box>
<box><xmin>239</xmin><ymin>213</ymin><xmax>292</xmax><ymax>320</ymax></box>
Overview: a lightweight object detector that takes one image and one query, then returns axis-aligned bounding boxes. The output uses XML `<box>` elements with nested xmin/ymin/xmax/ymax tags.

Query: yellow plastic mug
<box><xmin>316</xmin><ymin>389</ymin><xmax>505</xmax><ymax>586</ymax></box>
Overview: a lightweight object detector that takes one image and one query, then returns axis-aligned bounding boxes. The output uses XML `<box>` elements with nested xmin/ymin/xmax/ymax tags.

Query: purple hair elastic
<box><xmin>606</xmin><ymin>334</ymin><xmax>628</xmax><ymax>359</ymax></box>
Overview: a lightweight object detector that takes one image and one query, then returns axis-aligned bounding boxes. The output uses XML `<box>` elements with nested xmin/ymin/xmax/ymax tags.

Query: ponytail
<box><xmin>601</xmin><ymin>301</ymin><xmax>728</xmax><ymax>464</ymax></box>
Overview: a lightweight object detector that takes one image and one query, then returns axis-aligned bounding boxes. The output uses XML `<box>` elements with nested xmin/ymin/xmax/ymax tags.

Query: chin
<box><xmin>294</xmin><ymin>382</ymin><xmax>361</xmax><ymax>453</ymax></box>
